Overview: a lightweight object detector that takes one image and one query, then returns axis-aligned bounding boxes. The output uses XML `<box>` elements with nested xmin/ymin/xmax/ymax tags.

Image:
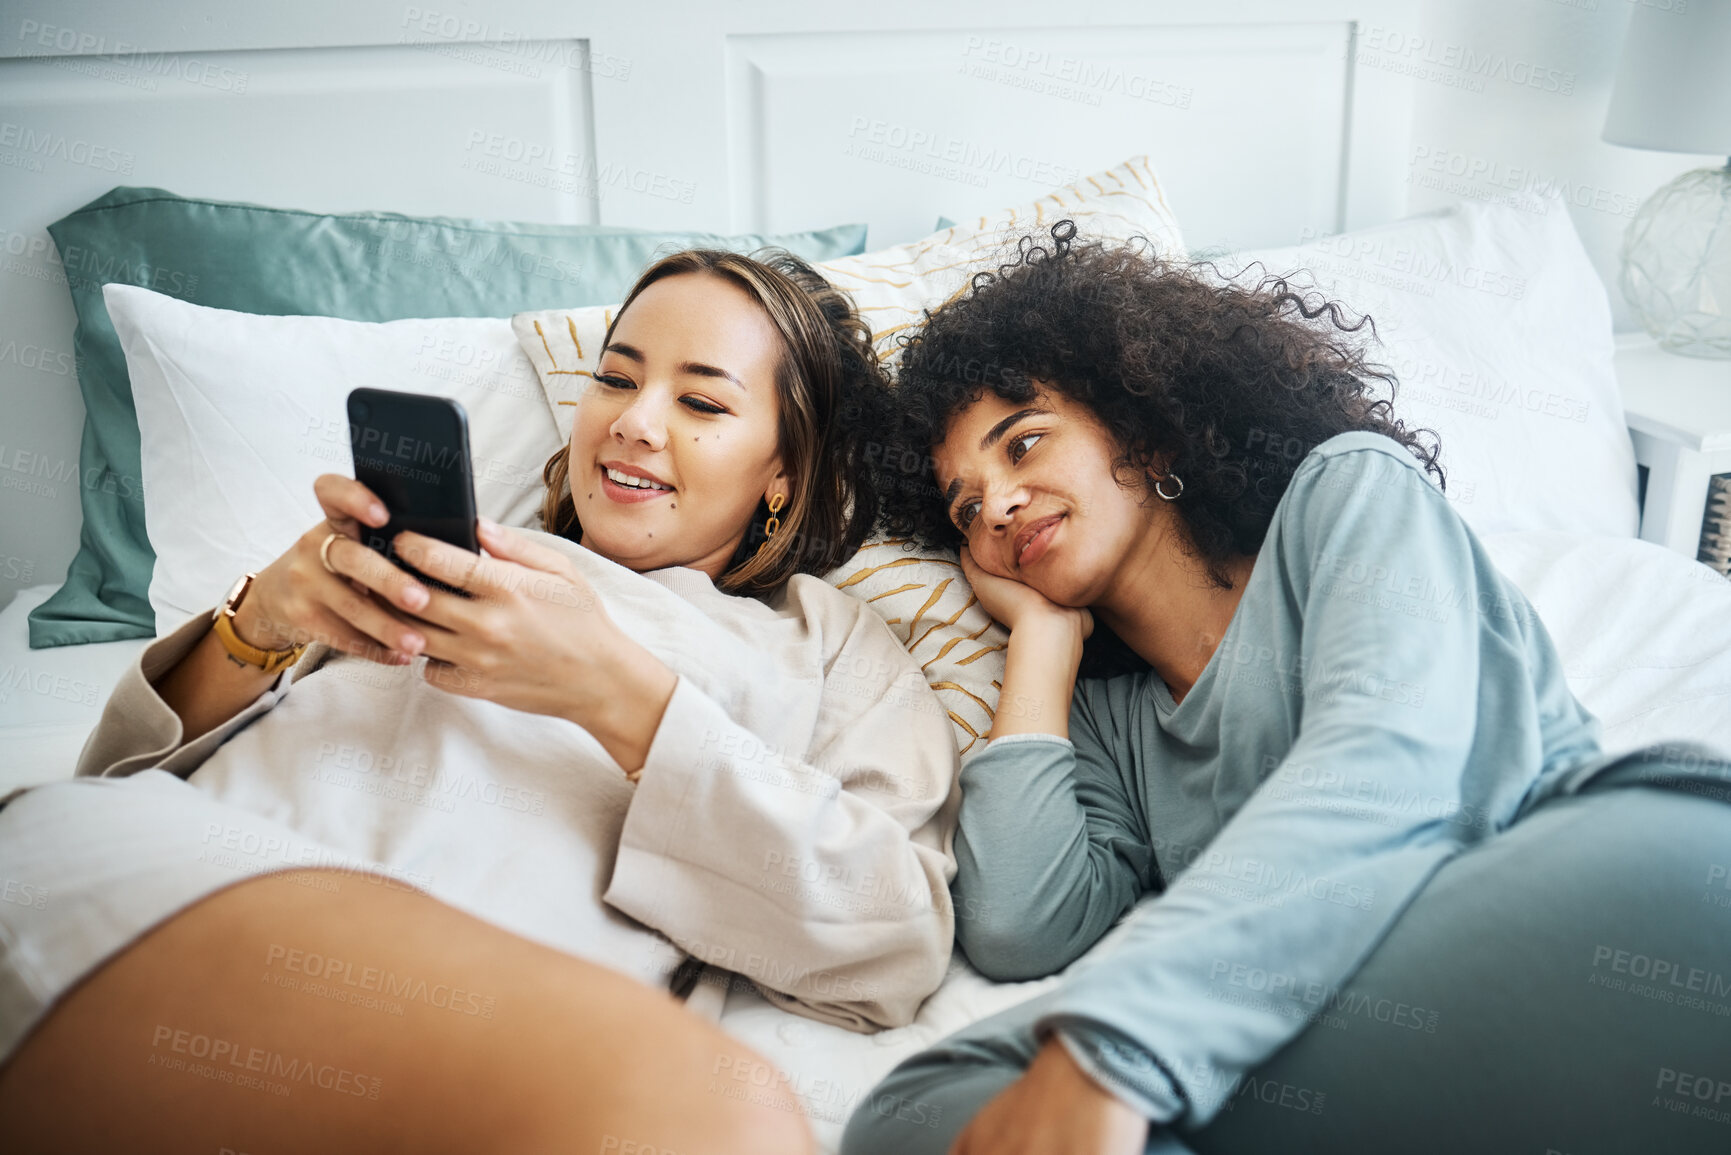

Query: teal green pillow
<box><xmin>30</xmin><ymin>187</ymin><xmax>867</xmax><ymax>647</ymax></box>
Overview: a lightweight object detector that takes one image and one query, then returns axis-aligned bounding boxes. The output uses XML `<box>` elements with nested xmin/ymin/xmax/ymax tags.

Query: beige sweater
<box><xmin>71</xmin><ymin>532</ymin><xmax>962</xmax><ymax>1031</ymax></box>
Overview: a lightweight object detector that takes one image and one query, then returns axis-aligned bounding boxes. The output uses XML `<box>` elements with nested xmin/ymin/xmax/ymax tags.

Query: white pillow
<box><xmin>104</xmin><ymin>285</ymin><xmax>563</xmax><ymax>636</ymax></box>
<box><xmin>509</xmin><ymin>155</ymin><xmax>1186</xmax><ymax>754</ymax></box>
<box><xmin>1216</xmin><ymin>197</ymin><xmax>1640</xmax><ymax>540</ymax></box>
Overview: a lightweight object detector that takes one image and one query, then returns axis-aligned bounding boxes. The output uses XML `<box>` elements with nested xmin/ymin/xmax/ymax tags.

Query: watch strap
<box><xmin>212</xmin><ymin>579</ymin><xmax>305</xmax><ymax>674</ymax></box>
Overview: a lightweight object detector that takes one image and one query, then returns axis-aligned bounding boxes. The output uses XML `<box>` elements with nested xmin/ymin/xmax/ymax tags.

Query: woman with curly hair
<box><xmin>842</xmin><ymin>221</ymin><xmax>1731</xmax><ymax>1155</ymax></box>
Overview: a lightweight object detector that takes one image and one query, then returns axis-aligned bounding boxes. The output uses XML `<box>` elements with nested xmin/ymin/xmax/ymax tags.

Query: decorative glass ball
<box><xmin>1620</xmin><ymin>164</ymin><xmax>1731</xmax><ymax>359</ymax></box>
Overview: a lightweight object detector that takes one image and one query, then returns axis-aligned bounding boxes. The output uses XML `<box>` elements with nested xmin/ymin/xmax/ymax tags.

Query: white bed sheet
<box><xmin>0</xmin><ymin>585</ymin><xmax>152</xmax><ymax>799</ymax></box>
<box><xmin>4</xmin><ymin>532</ymin><xmax>1730</xmax><ymax>1151</ymax></box>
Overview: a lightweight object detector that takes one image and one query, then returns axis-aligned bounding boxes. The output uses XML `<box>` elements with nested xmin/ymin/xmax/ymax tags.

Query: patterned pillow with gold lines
<box><xmin>509</xmin><ymin>306</ymin><xmax>616</xmax><ymax>443</ymax></box>
<box><xmin>819</xmin><ymin>538</ymin><xmax>1010</xmax><ymax>757</ymax></box>
<box><xmin>817</xmin><ymin>153</ymin><xmax>1184</xmax><ymax>368</ymax></box>
<box><xmin>511</xmin><ymin>154</ymin><xmax>1184</xmax><ymax>438</ymax></box>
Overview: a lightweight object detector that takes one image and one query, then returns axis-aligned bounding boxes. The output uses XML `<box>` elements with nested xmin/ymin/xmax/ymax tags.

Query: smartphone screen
<box><xmin>347</xmin><ymin>387</ymin><xmax>479</xmax><ymax>597</ymax></box>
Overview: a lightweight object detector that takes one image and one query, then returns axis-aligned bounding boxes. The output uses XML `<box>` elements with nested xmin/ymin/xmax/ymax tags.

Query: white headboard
<box><xmin>0</xmin><ymin>0</ymin><xmax>1419</xmax><ymax>611</ymax></box>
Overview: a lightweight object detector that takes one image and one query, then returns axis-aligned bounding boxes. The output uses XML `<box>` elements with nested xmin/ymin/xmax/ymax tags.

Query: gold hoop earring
<box><xmin>755</xmin><ymin>492</ymin><xmax>786</xmax><ymax>556</ymax></box>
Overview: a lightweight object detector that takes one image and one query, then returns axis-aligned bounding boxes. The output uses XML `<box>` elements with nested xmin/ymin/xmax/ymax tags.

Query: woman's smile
<box><xmin>1014</xmin><ymin>513</ymin><xmax>1065</xmax><ymax>568</ymax></box>
<box><xmin>599</xmin><ymin>461</ymin><xmax>676</xmax><ymax>503</ymax></box>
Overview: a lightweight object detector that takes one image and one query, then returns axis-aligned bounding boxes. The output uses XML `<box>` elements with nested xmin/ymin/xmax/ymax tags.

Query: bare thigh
<box><xmin>0</xmin><ymin>868</ymin><xmax>815</xmax><ymax>1155</ymax></box>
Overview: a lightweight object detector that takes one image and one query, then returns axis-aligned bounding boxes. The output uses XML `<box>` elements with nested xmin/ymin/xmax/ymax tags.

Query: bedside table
<box><xmin>1616</xmin><ymin>334</ymin><xmax>1731</xmax><ymax>568</ymax></box>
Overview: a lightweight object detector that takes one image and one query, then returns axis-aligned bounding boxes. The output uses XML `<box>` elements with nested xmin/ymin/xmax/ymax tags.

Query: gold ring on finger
<box><xmin>320</xmin><ymin>531</ymin><xmax>345</xmax><ymax>576</ymax></box>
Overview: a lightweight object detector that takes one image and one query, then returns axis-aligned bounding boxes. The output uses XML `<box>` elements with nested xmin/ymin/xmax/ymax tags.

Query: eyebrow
<box><xmin>601</xmin><ymin>342</ymin><xmax>746</xmax><ymax>389</ymax></box>
<box><xmin>941</xmin><ymin>407</ymin><xmax>1050</xmax><ymax>510</ymax></box>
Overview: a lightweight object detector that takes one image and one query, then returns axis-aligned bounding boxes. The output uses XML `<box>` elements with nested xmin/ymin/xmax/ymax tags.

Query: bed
<box><xmin>6</xmin><ymin>4</ymin><xmax>1731</xmax><ymax>1151</ymax></box>
<box><xmin>6</xmin><ymin>522</ymin><xmax>1731</xmax><ymax>1149</ymax></box>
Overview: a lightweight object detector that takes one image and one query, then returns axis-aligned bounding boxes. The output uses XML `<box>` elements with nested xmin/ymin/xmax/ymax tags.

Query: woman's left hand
<box><xmin>951</xmin><ymin>1037</ymin><xmax>1148</xmax><ymax>1155</ymax></box>
<box><xmin>960</xmin><ymin>546</ymin><xmax>1092</xmax><ymax>641</ymax></box>
<box><xmin>390</xmin><ymin>518</ymin><xmax>677</xmax><ymax>777</ymax></box>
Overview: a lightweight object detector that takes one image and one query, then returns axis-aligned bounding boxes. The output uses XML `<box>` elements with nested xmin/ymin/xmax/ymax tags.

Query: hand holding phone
<box><xmin>347</xmin><ymin>387</ymin><xmax>480</xmax><ymax>598</ymax></box>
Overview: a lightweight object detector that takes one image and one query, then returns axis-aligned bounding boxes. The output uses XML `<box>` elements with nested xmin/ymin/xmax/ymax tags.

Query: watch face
<box><xmin>220</xmin><ymin>574</ymin><xmax>250</xmax><ymax>616</ymax></box>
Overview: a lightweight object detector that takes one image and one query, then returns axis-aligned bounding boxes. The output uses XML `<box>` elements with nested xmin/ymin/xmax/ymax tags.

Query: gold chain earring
<box><xmin>755</xmin><ymin>493</ymin><xmax>786</xmax><ymax>556</ymax></box>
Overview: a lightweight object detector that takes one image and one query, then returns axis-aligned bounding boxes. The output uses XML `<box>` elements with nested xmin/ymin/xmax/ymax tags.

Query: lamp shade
<box><xmin>1603</xmin><ymin>4</ymin><xmax>1731</xmax><ymax>155</ymax></box>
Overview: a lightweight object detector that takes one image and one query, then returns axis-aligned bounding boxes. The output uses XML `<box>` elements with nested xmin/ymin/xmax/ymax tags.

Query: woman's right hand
<box><xmin>959</xmin><ymin>545</ymin><xmax>1093</xmax><ymax>641</ymax></box>
<box><xmin>229</xmin><ymin>474</ymin><xmax>435</xmax><ymax>665</ymax></box>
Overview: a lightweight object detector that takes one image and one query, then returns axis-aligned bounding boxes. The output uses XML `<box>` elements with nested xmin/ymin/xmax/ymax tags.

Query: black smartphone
<box><xmin>347</xmin><ymin>387</ymin><xmax>479</xmax><ymax>598</ymax></box>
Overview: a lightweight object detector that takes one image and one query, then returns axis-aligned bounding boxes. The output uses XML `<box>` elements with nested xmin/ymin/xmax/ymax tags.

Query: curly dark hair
<box><xmin>877</xmin><ymin>219</ymin><xmax>1447</xmax><ymax>674</ymax></box>
<box><xmin>541</xmin><ymin>247</ymin><xmax>893</xmax><ymax>597</ymax></box>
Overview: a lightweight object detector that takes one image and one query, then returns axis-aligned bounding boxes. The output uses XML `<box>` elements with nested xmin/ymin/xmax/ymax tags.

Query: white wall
<box><xmin>0</xmin><ymin>0</ymin><xmax>1715</xmax><ymax>616</ymax></box>
<box><xmin>1398</xmin><ymin>0</ymin><xmax>1718</xmax><ymax>332</ymax></box>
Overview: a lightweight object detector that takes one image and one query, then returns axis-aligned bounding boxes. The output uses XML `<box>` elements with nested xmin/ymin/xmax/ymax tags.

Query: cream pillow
<box><xmin>510</xmin><ymin>156</ymin><xmax>1186</xmax><ymax>753</ymax></box>
<box><xmin>513</xmin><ymin>154</ymin><xmax>1185</xmax><ymax>396</ymax></box>
<box><xmin>821</xmin><ymin>154</ymin><xmax>1184</xmax><ymax>367</ymax></box>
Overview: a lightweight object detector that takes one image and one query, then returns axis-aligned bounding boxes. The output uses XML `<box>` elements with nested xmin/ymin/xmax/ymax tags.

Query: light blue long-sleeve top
<box><xmin>951</xmin><ymin>430</ymin><xmax>1693</xmax><ymax>1128</ymax></box>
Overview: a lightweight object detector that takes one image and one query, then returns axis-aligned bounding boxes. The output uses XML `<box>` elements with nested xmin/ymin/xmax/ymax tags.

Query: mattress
<box><xmin>4</xmin><ymin>529</ymin><xmax>1730</xmax><ymax>1151</ymax></box>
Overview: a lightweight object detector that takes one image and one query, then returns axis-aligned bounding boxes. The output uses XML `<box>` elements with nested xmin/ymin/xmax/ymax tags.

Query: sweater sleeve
<box><xmin>603</xmin><ymin>589</ymin><xmax>962</xmax><ymax>1033</ymax></box>
<box><xmin>1034</xmin><ymin>446</ymin><xmax>1495</xmax><ymax>1127</ymax></box>
<box><xmin>949</xmin><ymin>683</ymin><xmax>1158</xmax><ymax>981</ymax></box>
<box><xmin>73</xmin><ymin>606</ymin><xmax>329</xmax><ymax>781</ymax></box>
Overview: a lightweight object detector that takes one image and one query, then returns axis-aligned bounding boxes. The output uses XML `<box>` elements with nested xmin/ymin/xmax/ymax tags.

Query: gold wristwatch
<box><xmin>212</xmin><ymin>572</ymin><xmax>305</xmax><ymax>674</ymax></box>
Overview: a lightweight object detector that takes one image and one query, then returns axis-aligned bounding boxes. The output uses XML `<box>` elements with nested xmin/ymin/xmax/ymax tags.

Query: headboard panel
<box><xmin>0</xmin><ymin>0</ymin><xmax>1419</xmax><ymax>612</ymax></box>
<box><xmin>726</xmin><ymin>20</ymin><xmax>1399</xmax><ymax>256</ymax></box>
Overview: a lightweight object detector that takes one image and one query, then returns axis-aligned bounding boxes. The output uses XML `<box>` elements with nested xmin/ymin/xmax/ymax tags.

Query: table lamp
<box><xmin>1603</xmin><ymin>3</ymin><xmax>1731</xmax><ymax>358</ymax></box>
